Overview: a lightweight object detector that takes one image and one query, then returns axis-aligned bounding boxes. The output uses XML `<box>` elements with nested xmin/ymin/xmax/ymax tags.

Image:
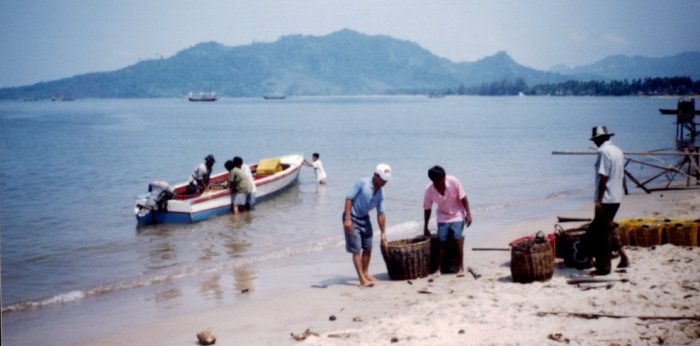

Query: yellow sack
<box><xmin>256</xmin><ymin>157</ymin><xmax>282</xmax><ymax>175</ymax></box>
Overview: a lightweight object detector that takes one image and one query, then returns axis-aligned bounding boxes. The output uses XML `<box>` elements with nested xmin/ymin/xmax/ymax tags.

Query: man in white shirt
<box><xmin>186</xmin><ymin>154</ymin><xmax>215</xmax><ymax>195</ymax></box>
<box><xmin>303</xmin><ymin>153</ymin><xmax>327</xmax><ymax>184</ymax></box>
<box><xmin>588</xmin><ymin>126</ymin><xmax>629</xmax><ymax>275</ymax></box>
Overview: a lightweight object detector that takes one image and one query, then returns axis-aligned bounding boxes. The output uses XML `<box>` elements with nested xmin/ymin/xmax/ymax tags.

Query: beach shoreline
<box><xmin>73</xmin><ymin>189</ymin><xmax>700</xmax><ymax>346</ymax></box>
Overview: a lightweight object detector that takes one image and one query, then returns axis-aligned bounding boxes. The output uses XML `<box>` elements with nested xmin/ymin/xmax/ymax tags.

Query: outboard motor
<box><xmin>136</xmin><ymin>181</ymin><xmax>175</xmax><ymax>219</ymax></box>
<box><xmin>145</xmin><ymin>180</ymin><xmax>175</xmax><ymax>211</ymax></box>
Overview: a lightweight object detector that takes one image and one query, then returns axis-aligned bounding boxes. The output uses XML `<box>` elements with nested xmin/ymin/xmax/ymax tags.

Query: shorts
<box><xmin>247</xmin><ymin>192</ymin><xmax>256</xmax><ymax>211</ymax></box>
<box><xmin>437</xmin><ymin>221</ymin><xmax>465</xmax><ymax>242</ymax></box>
<box><xmin>232</xmin><ymin>192</ymin><xmax>248</xmax><ymax>206</ymax></box>
<box><xmin>343</xmin><ymin>214</ymin><xmax>373</xmax><ymax>254</ymax></box>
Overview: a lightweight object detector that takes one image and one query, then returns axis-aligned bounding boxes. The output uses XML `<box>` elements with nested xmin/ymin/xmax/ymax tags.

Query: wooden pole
<box><xmin>552</xmin><ymin>150</ymin><xmax>700</xmax><ymax>156</ymax></box>
<box><xmin>536</xmin><ymin>311</ymin><xmax>700</xmax><ymax>321</ymax></box>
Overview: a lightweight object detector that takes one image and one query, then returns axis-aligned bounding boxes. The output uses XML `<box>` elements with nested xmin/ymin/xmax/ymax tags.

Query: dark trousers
<box><xmin>587</xmin><ymin>203</ymin><xmax>620</xmax><ymax>274</ymax></box>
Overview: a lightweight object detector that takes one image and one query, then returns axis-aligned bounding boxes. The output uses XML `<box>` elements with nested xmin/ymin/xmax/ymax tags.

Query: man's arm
<box><xmin>461</xmin><ymin>196</ymin><xmax>472</xmax><ymax>227</ymax></box>
<box><xmin>343</xmin><ymin>199</ymin><xmax>353</xmax><ymax>232</ymax></box>
<box><xmin>423</xmin><ymin>209</ymin><xmax>432</xmax><ymax>236</ymax></box>
<box><xmin>377</xmin><ymin>213</ymin><xmax>387</xmax><ymax>246</ymax></box>
<box><xmin>595</xmin><ymin>174</ymin><xmax>608</xmax><ymax>216</ymax></box>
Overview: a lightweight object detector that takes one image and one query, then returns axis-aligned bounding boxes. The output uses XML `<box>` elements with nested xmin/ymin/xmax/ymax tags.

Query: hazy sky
<box><xmin>1</xmin><ymin>0</ymin><xmax>698</xmax><ymax>88</ymax></box>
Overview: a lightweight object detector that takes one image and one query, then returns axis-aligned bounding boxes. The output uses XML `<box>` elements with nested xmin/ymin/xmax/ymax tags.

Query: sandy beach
<box><xmin>78</xmin><ymin>188</ymin><xmax>700</xmax><ymax>346</ymax></box>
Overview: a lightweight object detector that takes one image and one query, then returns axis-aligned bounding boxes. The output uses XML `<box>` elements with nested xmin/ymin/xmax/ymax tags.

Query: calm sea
<box><xmin>0</xmin><ymin>96</ymin><xmax>677</xmax><ymax>316</ymax></box>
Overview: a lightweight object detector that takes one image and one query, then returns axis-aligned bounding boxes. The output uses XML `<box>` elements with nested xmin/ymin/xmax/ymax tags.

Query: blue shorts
<box><xmin>343</xmin><ymin>214</ymin><xmax>373</xmax><ymax>254</ymax></box>
<box><xmin>232</xmin><ymin>192</ymin><xmax>248</xmax><ymax>206</ymax></box>
<box><xmin>247</xmin><ymin>192</ymin><xmax>256</xmax><ymax>211</ymax></box>
<box><xmin>437</xmin><ymin>221</ymin><xmax>464</xmax><ymax>242</ymax></box>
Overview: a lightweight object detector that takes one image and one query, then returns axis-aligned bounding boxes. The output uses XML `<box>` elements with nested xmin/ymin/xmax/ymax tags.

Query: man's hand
<box><xmin>594</xmin><ymin>202</ymin><xmax>602</xmax><ymax>217</ymax></box>
<box><xmin>465</xmin><ymin>212</ymin><xmax>473</xmax><ymax>227</ymax></box>
<box><xmin>423</xmin><ymin>227</ymin><xmax>431</xmax><ymax>237</ymax></box>
<box><xmin>343</xmin><ymin>217</ymin><xmax>352</xmax><ymax>233</ymax></box>
<box><xmin>380</xmin><ymin>233</ymin><xmax>387</xmax><ymax>246</ymax></box>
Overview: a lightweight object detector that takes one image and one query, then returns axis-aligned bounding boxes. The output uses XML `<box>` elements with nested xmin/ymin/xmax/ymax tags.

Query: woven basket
<box><xmin>381</xmin><ymin>237</ymin><xmax>431</xmax><ymax>280</ymax></box>
<box><xmin>510</xmin><ymin>232</ymin><xmax>553</xmax><ymax>283</ymax></box>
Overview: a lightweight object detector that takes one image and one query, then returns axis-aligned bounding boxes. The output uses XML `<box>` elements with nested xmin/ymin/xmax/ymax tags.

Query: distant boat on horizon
<box><xmin>187</xmin><ymin>91</ymin><xmax>218</xmax><ymax>102</ymax></box>
<box><xmin>51</xmin><ymin>95</ymin><xmax>74</xmax><ymax>101</ymax></box>
<box><xmin>263</xmin><ymin>94</ymin><xmax>286</xmax><ymax>100</ymax></box>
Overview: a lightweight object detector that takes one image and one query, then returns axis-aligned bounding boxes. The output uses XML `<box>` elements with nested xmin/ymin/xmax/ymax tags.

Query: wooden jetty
<box><xmin>659</xmin><ymin>98</ymin><xmax>699</xmax><ymax>150</ymax></box>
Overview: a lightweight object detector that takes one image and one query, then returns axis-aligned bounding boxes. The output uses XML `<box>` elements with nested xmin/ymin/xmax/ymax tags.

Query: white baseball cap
<box><xmin>374</xmin><ymin>163</ymin><xmax>392</xmax><ymax>182</ymax></box>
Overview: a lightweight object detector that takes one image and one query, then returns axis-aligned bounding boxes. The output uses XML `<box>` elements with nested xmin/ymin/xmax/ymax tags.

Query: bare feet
<box><xmin>617</xmin><ymin>257</ymin><xmax>629</xmax><ymax>268</ymax></box>
<box><xmin>456</xmin><ymin>269</ymin><xmax>465</xmax><ymax>278</ymax></box>
<box><xmin>589</xmin><ymin>270</ymin><xmax>610</xmax><ymax>276</ymax></box>
<box><xmin>365</xmin><ymin>274</ymin><xmax>377</xmax><ymax>282</ymax></box>
<box><xmin>360</xmin><ymin>281</ymin><xmax>375</xmax><ymax>288</ymax></box>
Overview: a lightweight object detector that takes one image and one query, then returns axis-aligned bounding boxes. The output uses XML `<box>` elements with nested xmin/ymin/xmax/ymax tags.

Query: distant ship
<box><xmin>263</xmin><ymin>94</ymin><xmax>286</xmax><ymax>100</ymax></box>
<box><xmin>187</xmin><ymin>92</ymin><xmax>218</xmax><ymax>102</ymax></box>
<box><xmin>51</xmin><ymin>95</ymin><xmax>74</xmax><ymax>101</ymax></box>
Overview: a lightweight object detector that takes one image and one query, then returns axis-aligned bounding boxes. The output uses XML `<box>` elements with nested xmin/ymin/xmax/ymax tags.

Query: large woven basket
<box><xmin>381</xmin><ymin>237</ymin><xmax>431</xmax><ymax>280</ymax></box>
<box><xmin>511</xmin><ymin>232</ymin><xmax>553</xmax><ymax>283</ymax></box>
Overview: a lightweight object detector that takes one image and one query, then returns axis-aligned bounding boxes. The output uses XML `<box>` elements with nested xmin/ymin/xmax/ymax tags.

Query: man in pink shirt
<box><xmin>423</xmin><ymin>166</ymin><xmax>472</xmax><ymax>277</ymax></box>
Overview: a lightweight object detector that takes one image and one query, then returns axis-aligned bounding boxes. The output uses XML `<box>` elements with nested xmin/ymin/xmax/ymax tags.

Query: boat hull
<box><xmin>135</xmin><ymin>154</ymin><xmax>302</xmax><ymax>225</ymax></box>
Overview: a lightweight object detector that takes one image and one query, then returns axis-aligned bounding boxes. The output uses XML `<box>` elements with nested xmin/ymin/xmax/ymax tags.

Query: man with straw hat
<box><xmin>343</xmin><ymin>163</ymin><xmax>391</xmax><ymax>287</ymax></box>
<box><xmin>588</xmin><ymin>126</ymin><xmax>629</xmax><ymax>275</ymax></box>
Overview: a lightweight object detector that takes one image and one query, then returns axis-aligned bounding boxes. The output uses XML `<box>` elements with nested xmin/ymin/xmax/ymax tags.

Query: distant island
<box><xmin>0</xmin><ymin>29</ymin><xmax>698</xmax><ymax>99</ymax></box>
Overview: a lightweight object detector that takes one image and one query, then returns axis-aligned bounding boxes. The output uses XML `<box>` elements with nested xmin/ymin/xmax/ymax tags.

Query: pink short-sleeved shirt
<box><xmin>423</xmin><ymin>175</ymin><xmax>467</xmax><ymax>223</ymax></box>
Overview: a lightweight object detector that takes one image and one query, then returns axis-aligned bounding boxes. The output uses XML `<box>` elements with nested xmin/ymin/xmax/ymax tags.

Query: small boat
<box><xmin>263</xmin><ymin>94</ymin><xmax>286</xmax><ymax>100</ymax></box>
<box><xmin>188</xmin><ymin>91</ymin><xmax>218</xmax><ymax>102</ymax></box>
<box><xmin>51</xmin><ymin>95</ymin><xmax>74</xmax><ymax>101</ymax></box>
<box><xmin>134</xmin><ymin>154</ymin><xmax>303</xmax><ymax>225</ymax></box>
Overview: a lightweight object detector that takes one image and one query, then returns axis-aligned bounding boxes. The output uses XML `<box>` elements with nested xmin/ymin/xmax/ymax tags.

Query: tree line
<box><xmin>430</xmin><ymin>77</ymin><xmax>700</xmax><ymax>96</ymax></box>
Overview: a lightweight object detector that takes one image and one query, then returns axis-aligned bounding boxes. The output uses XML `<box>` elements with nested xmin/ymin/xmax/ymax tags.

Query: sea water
<box><xmin>0</xmin><ymin>96</ymin><xmax>679</xmax><ymax>340</ymax></box>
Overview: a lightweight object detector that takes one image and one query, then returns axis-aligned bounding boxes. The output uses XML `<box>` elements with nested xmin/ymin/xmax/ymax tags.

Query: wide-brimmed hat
<box><xmin>590</xmin><ymin>126</ymin><xmax>614</xmax><ymax>140</ymax></box>
<box><xmin>205</xmin><ymin>154</ymin><xmax>216</xmax><ymax>163</ymax></box>
<box><xmin>374</xmin><ymin>163</ymin><xmax>392</xmax><ymax>182</ymax></box>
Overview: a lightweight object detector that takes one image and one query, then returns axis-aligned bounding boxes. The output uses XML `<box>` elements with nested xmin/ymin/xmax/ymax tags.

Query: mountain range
<box><xmin>1</xmin><ymin>29</ymin><xmax>698</xmax><ymax>99</ymax></box>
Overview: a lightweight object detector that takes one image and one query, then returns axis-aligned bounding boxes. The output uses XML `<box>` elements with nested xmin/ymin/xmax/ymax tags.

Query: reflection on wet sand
<box><xmin>200</xmin><ymin>275</ymin><xmax>223</xmax><ymax>301</ymax></box>
<box><xmin>222</xmin><ymin>215</ymin><xmax>256</xmax><ymax>292</ymax></box>
<box><xmin>150</xmin><ymin>288</ymin><xmax>182</xmax><ymax>304</ymax></box>
<box><xmin>233</xmin><ymin>265</ymin><xmax>256</xmax><ymax>293</ymax></box>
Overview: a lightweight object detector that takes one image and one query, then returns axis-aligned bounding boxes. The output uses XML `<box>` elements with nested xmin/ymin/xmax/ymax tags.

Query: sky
<box><xmin>1</xmin><ymin>0</ymin><xmax>699</xmax><ymax>88</ymax></box>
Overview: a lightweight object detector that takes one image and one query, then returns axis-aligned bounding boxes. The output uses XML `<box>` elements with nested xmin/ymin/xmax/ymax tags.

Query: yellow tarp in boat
<box><xmin>256</xmin><ymin>158</ymin><xmax>282</xmax><ymax>175</ymax></box>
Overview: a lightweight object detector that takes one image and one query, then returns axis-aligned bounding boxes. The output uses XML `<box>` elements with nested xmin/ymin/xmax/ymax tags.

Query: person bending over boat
<box><xmin>186</xmin><ymin>154</ymin><xmax>216</xmax><ymax>195</ymax></box>
<box><xmin>423</xmin><ymin>165</ymin><xmax>472</xmax><ymax>277</ymax></box>
<box><xmin>227</xmin><ymin>156</ymin><xmax>251</xmax><ymax>214</ymax></box>
<box><xmin>303</xmin><ymin>152</ymin><xmax>327</xmax><ymax>184</ymax></box>
<box><xmin>343</xmin><ymin>163</ymin><xmax>391</xmax><ymax>287</ymax></box>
